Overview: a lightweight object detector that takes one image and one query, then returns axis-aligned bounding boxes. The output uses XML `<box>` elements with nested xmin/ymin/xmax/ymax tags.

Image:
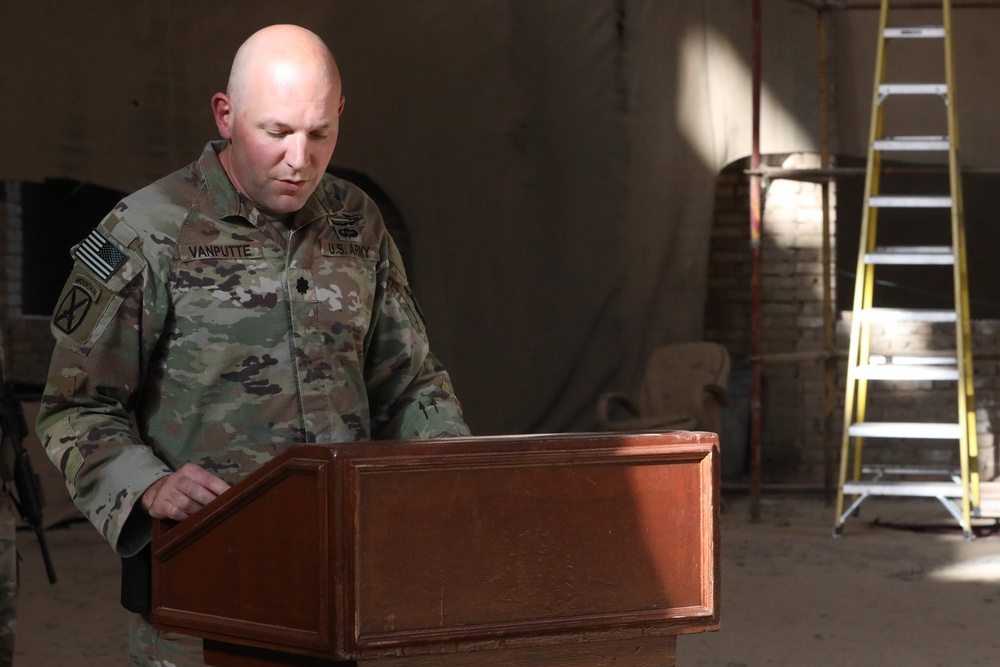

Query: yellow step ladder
<box><xmin>833</xmin><ymin>0</ymin><xmax>979</xmax><ymax>539</ymax></box>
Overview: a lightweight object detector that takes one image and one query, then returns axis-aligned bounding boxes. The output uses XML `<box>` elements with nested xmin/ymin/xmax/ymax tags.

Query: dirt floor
<box><xmin>16</xmin><ymin>519</ymin><xmax>128</xmax><ymax>664</ymax></box>
<box><xmin>12</xmin><ymin>493</ymin><xmax>1000</xmax><ymax>666</ymax></box>
<box><xmin>683</xmin><ymin>495</ymin><xmax>1000</xmax><ymax>667</ymax></box>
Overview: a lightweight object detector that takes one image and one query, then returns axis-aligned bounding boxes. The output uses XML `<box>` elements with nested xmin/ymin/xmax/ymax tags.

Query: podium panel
<box><xmin>153</xmin><ymin>457</ymin><xmax>334</xmax><ymax>651</ymax></box>
<box><xmin>152</xmin><ymin>432</ymin><xmax>719</xmax><ymax>665</ymax></box>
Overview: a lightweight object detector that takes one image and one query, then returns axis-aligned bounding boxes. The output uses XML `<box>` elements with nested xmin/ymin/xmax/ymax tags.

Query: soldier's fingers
<box><xmin>152</xmin><ymin>497</ymin><xmax>195</xmax><ymax>522</ymax></box>
<box><xmin>176</xmin><ymin>463</ymin><xmax>232</xmax><ymax>496</ymax></box>
<box><xmin>141</xmin><ymin>465</ymin><xmax>231</xmax><ymax>521</ymax></box>
<box><xmin>145</xmin><ymin>474</ymin><xmax>207</xmax><ymax>520</ymax></box>
<box><xmin>145</xmin><ymin>491</ymin><xmax>196</xmax><ymax>521</ymax></box>
<box><xmin>159</xmin><ymin>475</ymin><xmax>217</xmax><ymax>512</ymax></box>
<box><xmin>173</xmin><ymin>479</ymin><xmax>220</xmax><ymax>510</ymax></box>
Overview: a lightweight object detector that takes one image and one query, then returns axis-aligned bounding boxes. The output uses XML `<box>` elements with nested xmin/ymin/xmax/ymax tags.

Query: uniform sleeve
<box><xmin>35</xmin><ymin>215</ymin><xmax>172</xmax><ymax>557</ymax></box>
<box><xmin>364</xmin><ymin>237</ymin><xmax>471</xmax><ymax>440</ymax></box>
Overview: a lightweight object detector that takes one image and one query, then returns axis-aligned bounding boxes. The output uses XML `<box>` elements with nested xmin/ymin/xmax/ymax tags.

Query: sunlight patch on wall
<box><xmin>677</xmin><ymin>27</ymin><xmax>814</xmax><ymax>169</ymax></box>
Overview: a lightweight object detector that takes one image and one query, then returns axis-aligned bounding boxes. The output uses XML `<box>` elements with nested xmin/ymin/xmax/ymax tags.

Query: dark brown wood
<box><xmin>203</xmin><ymin>640</ymin><xmax>351</xmax><ymax>667</ymax></box>
<box><xmin>204</xmin><ymin>635</ymin><xmax>678</xmax><ymax>667</ymax></box>
<box><xmin>154</xmin><ymin>453</ymin><xmax>336</xmax><ymax>652</ymax></box>
<box><xmin>152</xmin><ymin>432</ymin><xmax>719</xmax><ymax>666</ymax></box>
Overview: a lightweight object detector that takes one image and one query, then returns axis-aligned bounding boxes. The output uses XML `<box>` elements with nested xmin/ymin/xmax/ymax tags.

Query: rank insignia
<box><xmin>75</xmin><ymin>229</ymin><xmax>127</xmax><ymax>282</ymax></box>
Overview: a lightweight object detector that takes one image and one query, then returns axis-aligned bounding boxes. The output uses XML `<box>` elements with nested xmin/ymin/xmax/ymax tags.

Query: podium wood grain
<box><xmin>152</xmin><ymin>432</ymin><xmax>719</xmax><ymax>665</ymax></box>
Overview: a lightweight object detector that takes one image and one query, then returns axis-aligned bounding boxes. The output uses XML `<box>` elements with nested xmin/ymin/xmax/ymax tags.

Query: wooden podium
<box><xmin>151</xmin><ymin>432</ymin><xmax>719</xmax><ymax>666</ymax></box>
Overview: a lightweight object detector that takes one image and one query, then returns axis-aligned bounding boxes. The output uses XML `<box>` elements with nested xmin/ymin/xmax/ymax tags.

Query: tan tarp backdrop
<box><xmin>3</xmin><ymin>1</ymin><xmax>999</xmax><ymax>436</ymax></box>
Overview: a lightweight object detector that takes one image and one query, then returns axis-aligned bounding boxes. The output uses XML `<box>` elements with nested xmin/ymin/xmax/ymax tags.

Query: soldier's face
<box><xmin>214</xmin><ymin>63</ymin><xmax>345</xmax><ymax>216</ymax></box>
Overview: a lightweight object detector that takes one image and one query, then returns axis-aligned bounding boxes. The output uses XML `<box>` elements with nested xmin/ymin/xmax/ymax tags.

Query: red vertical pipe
<box><xmin>749</xmin><ymin>0</ymin><xmax>763</xmax><ymax>522</ymax></box>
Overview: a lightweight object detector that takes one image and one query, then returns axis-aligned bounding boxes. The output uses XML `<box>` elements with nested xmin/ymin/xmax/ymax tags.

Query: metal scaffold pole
<box><xmin>749</xmin><ymin>0</ymin><xmax>764</xmax><ymax>522</ymax></box>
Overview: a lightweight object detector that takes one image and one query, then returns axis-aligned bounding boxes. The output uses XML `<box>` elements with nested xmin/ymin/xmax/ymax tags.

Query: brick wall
<box><xmin>1</xmin><ymin>181</ymin><xmax>53</xmax><ymax>385</ymax></box>
<box><xmin>707</xmin><ymin>154</ymin><xmax>998</xmax><ymax>484</ymax></box>
<box><xmin>2</xmin><ymin>183</ymin><xmax>20</xmax><ymax>322</ymax></box>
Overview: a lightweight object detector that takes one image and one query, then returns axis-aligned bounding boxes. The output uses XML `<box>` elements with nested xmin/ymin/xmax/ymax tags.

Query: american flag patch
<box><xmin>75</xmin><ymin>229</ymin><xmax>127</xmax><ymax>282</ymax></box>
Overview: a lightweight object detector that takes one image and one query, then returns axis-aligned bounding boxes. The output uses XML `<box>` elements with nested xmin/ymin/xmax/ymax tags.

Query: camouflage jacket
<box><xmin>36</xmin><ymin>141</ymin><xmax>469</xmax><ymax>557</ymax></box>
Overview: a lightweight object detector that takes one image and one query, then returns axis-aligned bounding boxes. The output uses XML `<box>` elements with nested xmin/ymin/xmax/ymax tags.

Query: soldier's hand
<box><xmin>141</xmin><ymin>463</ymin><xmax>231</xmax><ymax>521</ymax></box>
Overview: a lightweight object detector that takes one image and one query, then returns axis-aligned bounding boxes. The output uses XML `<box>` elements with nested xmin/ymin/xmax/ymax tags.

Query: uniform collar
<box><xmin>198</xmin><ymin>140</ymin><xmax>346</xmax><ymax>230</ymax></box>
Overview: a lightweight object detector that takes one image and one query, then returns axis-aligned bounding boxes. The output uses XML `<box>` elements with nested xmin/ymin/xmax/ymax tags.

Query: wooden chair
<box><xmin>596</xmin><ymin>342</ymin><xmax>730</xmax><ymax>434</ymax></box>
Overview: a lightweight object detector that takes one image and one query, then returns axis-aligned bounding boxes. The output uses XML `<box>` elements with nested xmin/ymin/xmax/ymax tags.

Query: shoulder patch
<box><xmin>52</xmin><ymin>269</ymin><xmax>116</xmax><ymax>346</ymax></box>
<box><xmin>53</xmin><ymin>272</ymin><xmax>105</xmax><ymax>336</ymax></box>
<box><xmin>53</xmin><ymin>286</ymin><xmax>93</xmax><ymax>335</ymax></box>
<box><xmin>74</xmin><ymin>229</ymin><xmax>127</xmax><ymax>282</ymax></box>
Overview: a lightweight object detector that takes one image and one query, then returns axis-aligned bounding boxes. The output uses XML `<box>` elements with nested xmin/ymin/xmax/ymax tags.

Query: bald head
<box><xmin>227</xmin><ymin>25</ymin><xmax>341</xmax><ymax>110</ymax></box>
<box><xmin>212</xmin><ymin>24</ymin><xmax>346</xmax><ymax>216</ymax></box>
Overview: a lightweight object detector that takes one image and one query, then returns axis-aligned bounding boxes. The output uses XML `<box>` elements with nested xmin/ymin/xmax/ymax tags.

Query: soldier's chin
<box><xmin>264</xmin><ymin>193</ymin><xmax>310</xmax><ymax>216</ymax></box>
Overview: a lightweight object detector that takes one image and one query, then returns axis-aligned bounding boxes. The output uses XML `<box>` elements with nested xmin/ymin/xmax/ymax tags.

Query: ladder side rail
<box><xmin>835</xmin><ymin>0</ymin><xmax>893</xmax><ymax>531</ymax></box>
<box><xmin>942</xmin><ymin>0</ymin><xmax>980</xmax><ymax>513</ymax></box>
<box><xmin>956</xmin><ymin>198</ymin><xmax>981</xmax><ymax>510</ymax></box>
<box><xmin>952</xmin><ymin>165</ymin><xmax>980</xmax><ymax>512</ymax></box>
<box><xmin>854</xmin><ymin>4</ymin><xmax>893</xmax><ymax>488</ymax></box>
<box><xmin>854</xmin><ymin>266</ymin><xmax>877</xmax><ymax>483</ymax></box>
<box><xmin>942</xmin><ymin>0</ymin><xmax>975</xmax><ymax>531</ymax></box>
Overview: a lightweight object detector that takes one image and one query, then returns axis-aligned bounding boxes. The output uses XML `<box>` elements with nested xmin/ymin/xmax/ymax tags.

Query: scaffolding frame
<box><xmin>746</xmin><ymin>0</ymin><xmax>1000</xmax><ymax>520</ymax></box>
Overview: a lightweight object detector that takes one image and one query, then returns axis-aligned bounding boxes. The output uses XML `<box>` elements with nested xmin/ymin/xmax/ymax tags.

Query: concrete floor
<box><xmin>12</xmin><ymin>493</ymin><xmax>1000</xmax><ymax>666</ymax></box>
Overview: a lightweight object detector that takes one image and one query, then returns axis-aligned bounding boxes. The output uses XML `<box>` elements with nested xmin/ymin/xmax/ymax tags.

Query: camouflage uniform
<box><xmin>36</xmin><ymin>141</ymin><xmax>470</xmax><ymax>665</ymax></box>
<box><xmin>0</xmin><ymin>330</ymin><xmax>15</xmax><ymax>667</ymax></box>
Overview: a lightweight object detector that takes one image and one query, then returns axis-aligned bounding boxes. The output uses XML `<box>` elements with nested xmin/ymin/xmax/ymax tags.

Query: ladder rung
<box><xmin>874</xmin><ymin>136</ymin><xmax>950</xmax><ymax>151</ymax></box>
<box><xmin>860</xmin><ymin>464</ymin><xmax>959</xmax><ymax>477</ymax></box>
<box><xmin>848</xmin><ymin>422</ymin><xmax>962</xmax><ymax>439</ymax></box>
<box><xmin>878</xmin><ymin>83</ymin><xmax>948</xmax><ymax>96</ymax></box>
<box><xmin>842</xmin><ymin>480</ymin><xmax>963</xmax><ymax>498</ymax></box>
<box><xmin>869</xmin><ymin>195</ymin><xmax>953</xmax><ymax>208</ymax></box>
<box><xmin>864</xmin><ymin>246</ymin><xmax>954</xmax><ymax>264</ymax></box>
<box><xmin>884</xmin><ymin>26</ymin><xmax>946</xmax><ymax>39</ymax></box>
<box><xmin>853</xmin><ymin>363</ymin><xmax>959</xmax><ymax>381</ymax></box>
<box><xmin>858</xmin><ymin>308</ymin><xmax>957</xmax><ymax>323</ymax></box>
<box><xmin>868</xmin><ymin>354</ymin><xmax>958</xmax><ymax>366</ymax></box>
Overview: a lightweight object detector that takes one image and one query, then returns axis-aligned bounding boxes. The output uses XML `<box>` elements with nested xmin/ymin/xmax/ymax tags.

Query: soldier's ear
<box><xmin>212</xmin><ymin>93</ymin><xmax>235</xmax><ymax>140</ymax></box>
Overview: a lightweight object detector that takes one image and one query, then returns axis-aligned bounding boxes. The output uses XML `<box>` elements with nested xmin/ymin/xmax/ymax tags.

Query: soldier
<box><xmin>0</xmin><ymin>330</ymin><xmax>15</xmax><ymax>667</ymax></box>
<box><xmin>36</xmin><ymin>24</ymin><xmax>469</xmax><ymax>666</ymax></box>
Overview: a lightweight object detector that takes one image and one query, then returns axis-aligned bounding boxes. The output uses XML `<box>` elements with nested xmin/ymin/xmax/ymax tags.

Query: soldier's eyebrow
<box><xmin>260</xmin><ymin>119</ymin><xmax>332</xmax><ymax>131</ymax></box>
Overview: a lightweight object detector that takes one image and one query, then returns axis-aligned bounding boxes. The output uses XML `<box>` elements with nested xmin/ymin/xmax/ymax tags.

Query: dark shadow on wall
<box><xmin>835</xmin><ymin>156</ymin><xmax>1000</xmax><ymax>319</ymax></box>
<box><xmin>20</xmin><ymin>179</ymin><xmax>127</xmax><ymax>317</ymax></box>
